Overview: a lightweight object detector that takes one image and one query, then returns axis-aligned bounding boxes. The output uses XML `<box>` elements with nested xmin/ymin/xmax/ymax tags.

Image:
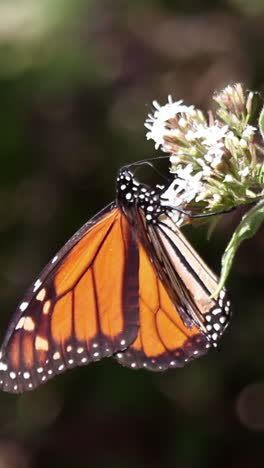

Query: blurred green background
<box><xmin>1</xmin><ymin>1</ymin><xmax>264</xmax><ymax>467</ymax></box>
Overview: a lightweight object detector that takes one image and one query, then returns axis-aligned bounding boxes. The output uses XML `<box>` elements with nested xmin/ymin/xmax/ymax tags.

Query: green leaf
<box><xmin>258</xmin><ymin>106</ymin><xmax>264</xmax><ymax>141</ymax></box>
<box><xmin>213</xmin><ymin>199</ymin><xmax>264</xmax><ymax>296</ymax></box>
<box><xmin>257</xmin><ymin>163</ymin><xmax>264</xmax><ymax>186</ymax></box>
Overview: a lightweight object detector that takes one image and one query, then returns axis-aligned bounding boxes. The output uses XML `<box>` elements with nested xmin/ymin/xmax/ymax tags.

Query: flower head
<box><xmin>145</xmin><ymin>96</ymin><xmax>194</xmax><ymax>150</ymax></box>
<box><xmin>145</xmin><ymin>83</ymin><xmax>264</xmax><ymax>215</ymax></box>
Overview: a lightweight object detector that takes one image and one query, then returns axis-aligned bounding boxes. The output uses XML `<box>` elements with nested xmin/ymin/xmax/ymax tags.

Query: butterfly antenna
<box><xmin>166</xmin><ymin>204</ymin><xmax>235</xmax><ymax>218</ymax></box>
<box><xmin>124</xmin><ymin>156</ymin><xmax>172</xmax><ymax>182</ymax></box>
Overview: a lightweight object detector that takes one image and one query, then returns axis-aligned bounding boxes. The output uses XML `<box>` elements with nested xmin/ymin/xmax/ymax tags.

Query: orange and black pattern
<box><xmin>0</xmin><ymin>165</ymin><xmax>231</xmax><ymax>393</ymax></box>
<box><xmin>115</xmin><ymin>244</ymin><xmax>210</xmax><ymax>371</ymax></box>
<box><xmin>0</xmin><ymin>207</ymin><xmax>140</xmax><ymax>392</ymax></box>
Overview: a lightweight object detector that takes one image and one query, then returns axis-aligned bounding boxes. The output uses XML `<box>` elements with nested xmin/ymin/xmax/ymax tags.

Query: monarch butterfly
<box><xmin>0</xmin><ymin>161</ymin><xmax>230</xmax><ymax>393</ymax></box>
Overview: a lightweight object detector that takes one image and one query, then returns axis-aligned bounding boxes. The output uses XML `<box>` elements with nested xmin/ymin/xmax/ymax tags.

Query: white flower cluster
<box><xmin>145</xmin><ymin>96</ymin><xmax>194</xmax><ymax>150</ymax></box>
<box><xmin>161</xmin><ymin>164</ymin><xmax>205</xmax><ymax>207</ymax></box>
<box><xmin>145</xmin><ymin>89</ymin><xmax>258</xmax><ymax>212</ymax></box>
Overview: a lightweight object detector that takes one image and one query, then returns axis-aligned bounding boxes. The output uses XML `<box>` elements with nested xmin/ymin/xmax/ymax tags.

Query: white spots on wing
<box><xmin>146</xmin><ymin>214</ymin><xmax>152</xmax><ymax>221</ymax></box>
<box><xmin>81</xmin><ymin>357</ymin><xmax>87</xmax><ymax>363</ymax></box>
<box><xmin>120</xmin><ymin>339</ymin><xmax>126</xmax><ymax>346</ymax></box>
<box><xmin>37</xmin><ymin>367</ymin><xmax>43</xmax><ymax>373</ymax></box>
<box><xmin>14</xmin><ymin>385</ymin><xmax>18</xmax><ymax>391</ymax></box>
<box><xmin>125</xmin><ymin>192</ymin><xmax>132</xmax><ymax>200</ymax></box>
<box><xmin>33</xmin><ymin>279</ymin><xmax>42</xmax><ymax>293</ymax></box>
<box><xmin>193</xmin><ymin>350</ymin><xmax>199</xmax><ymax>355</ymax></box>
<box><xmin>77</xmin><ymin>347</ymin><xmax>84</xmax><ymax>354</ymax></box>
<box><xmin>116</xmin><ymin>353</ymin><xmax>123</xmax><ymax>359</ymax></box>
<box><xmin>58</xmin><ymin>364</ymin><xmax>64</xmax><ymax>371</ymax></box>
<box><xmin>66</xmin><ymin>345</ymin><xmax>72</xmax><ymax>352</ymax></box>
<box><xmin>205</xmin><ymin>293</ymin><xmax>230</xmax><ymax>344</ymax></box>
<box><xmin>16</xmin><ymin>317</ymin><xmax>25</xmax><ymax>330</ymax></box>
<box><xmin>0</xmin><ymin>362</ymin><xmax>7</xmax><ymax>371</ymax></box>
<box><xmin>35</xmin><ymin>336</ymin><xmax>49</xmax><ymax>351</ymax></box>
<box><xmin>42</xmin><ymin>376</ymin><xmax>47</xmax><ymax>381</ymax></box>
<box><xmin>212</xmin><ymin>308</ymin><xmax>221</xmax><ymax>315</ymax></box>
<box><xmin>19</xmin><ymin>302</ymin><xmax>29</xmax><ymax>312</ymax></box>
<box><xmin>48</xmin><ymin>370</ymin><xmax>53</xmax><ymax>375</ymax></box>
<box><xmin>131</xmin><ymin>362</ymin><xmax>136</xmax><ymax>368</ymax></box>
<box><xmin>170</xmin><ymin>361</ymin><xmax>176</xmax><ymax>366</ymax></box>
<box><xmin>43</xmin><ymin>300</ymin><xmax>51</xmax><ymax>315</ymax></box>
<box><xmin>147</xmin><ymin>205</ymin><xmax>154</xmax><ymax>212</ymax></box>
<box><xmin>53</xmin><ymin>352</ymin><xmax>60</xmax><ymax>360</ymax></box>
<box><xmin>219</xmin><ymin>290</ymin><xmax>225</xmax><ymax>299</ymax></box>
<box><xmin>68</xmin><ymin>359</ymin><xmax>74</xmax><ymax>365</ymax></box>
<box><xmin>51</xmin><ymin>255</ymin><xmax>58</xmax><ymax>264</ymax></box>
<box><xmin>10</xmin><ymin>372</ymin><xmax>16</xmax><ymax>379</ymax></box>
<box><xmin>23</xmin><ymin>372</ymin><xmax>30</xmax><ymax>379</ymax></box>
<box><xmin>92</xmin><ymin>343</ymin><xmax>98</xmax><ymax>348</ymax></box>
<box><xmin>143</xmin><ymin>362</ymin><xmax>147</xmax><ymax>367</ymax></box>
<box><xmin>23</xmin><ymin>317</ymin><xmax>35</xmax><ymax>331</ymax></box>
<box><xmin>93</xmin><ymin>352</ymin><xmax>99</xmax><ymax>358</ymax></box>
<box><xmin>206</xmin><ymin>343</ymin><xmax>211</xmax><ymax>349</ymax></box>
<box><xmin>28</xmin><ymin>383</ymin><xmax>33</xmax><ymax>389</ymax></box>
<box><xmin>36</xmin><ymin>288</ymin><xmax>46</xmax><ymax>302</ymax></box>
<box><xmin>120</xmin><ymin>184</ymin><xmax>126</xmax><ymax>190</ymax></box>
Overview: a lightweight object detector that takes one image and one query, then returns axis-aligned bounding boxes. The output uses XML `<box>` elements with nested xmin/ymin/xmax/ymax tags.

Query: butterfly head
<box><xmin>116</xmin><ymin>167</ymin><xmax>167</xmax><ymax>224</ymax></box>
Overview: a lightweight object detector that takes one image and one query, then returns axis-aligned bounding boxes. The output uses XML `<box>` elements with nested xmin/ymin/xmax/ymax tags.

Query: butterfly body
<box><xmin>0</xmin><ymin>165</ymin><xmax>231</xmax><ymax>393</ymax></box>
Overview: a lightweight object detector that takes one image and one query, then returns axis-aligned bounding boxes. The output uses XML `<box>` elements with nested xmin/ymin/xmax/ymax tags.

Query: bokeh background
<box><xmin>0</xmin><ymin>1</ymin><xmax>264</xmax><ymax>467</ymax></box>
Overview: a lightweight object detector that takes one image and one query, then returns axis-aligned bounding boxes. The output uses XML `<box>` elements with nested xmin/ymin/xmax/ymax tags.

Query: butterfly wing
<box><xmin>115</xmin><ymin>211</ymin><xmax>231</xmax><ymax>371</ymax></box>
<box><xmin>115</xmin><ymin>243</ymin><xmax>210</xmax><ymax>370</ymax></box>
<box><xmin>153</xmin><ymin>215</ymin><xmax>231</xmax><ymax>342</ymax></box>
<box><xmin>0</xmin><ymin>205</ymin><xmax>139</xmax><ymax>393</ymax></box>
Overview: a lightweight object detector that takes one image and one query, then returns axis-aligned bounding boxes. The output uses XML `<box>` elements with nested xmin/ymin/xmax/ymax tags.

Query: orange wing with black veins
<box><xmin>0</xmin><ymin>207</ymin><xmax>139</xmax><ymax>393</ymax></box>
<box><xmin>115</xmin><ymin>244</ymin><xmax>210</xmax><ymax>370</ymax></box>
